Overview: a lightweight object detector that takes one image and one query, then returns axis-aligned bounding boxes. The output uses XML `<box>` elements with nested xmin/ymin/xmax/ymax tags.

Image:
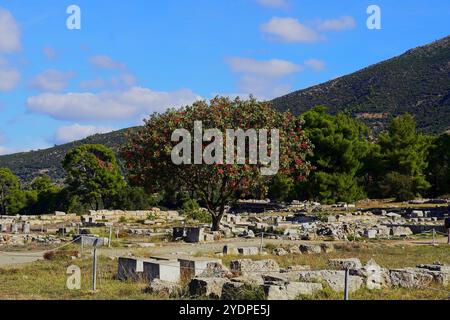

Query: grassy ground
<box><xmin>220</xmin><ymin>241</ymin><xmax>450</xmax><ymax>270</ymax></box>
<box><xmin>0</xmin><ymin>242</ymin><xmax>449</xmax><ymax>300</ymax></box>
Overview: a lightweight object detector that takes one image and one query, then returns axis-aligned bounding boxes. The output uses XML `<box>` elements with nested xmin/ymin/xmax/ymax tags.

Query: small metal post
<box><xmin>80</xmin><ymin>235</ymin><xmax>84</xmax><ymax>257</ymax></box>
<box><xmin>260</xmin><ymin>232</ymin><xmax>264</xmax><ymax>253</ymax></box>
<box><xmin>108</xmin><ymin>226</ymin><xmax>112</xmax><ymax>248</ymax></box>
<box><xmin>447</xmin><ymin>229</ymin><xmax>450</xmax><ymax>245</ymax></box>
<box><xmin>432</xmin><ymin>228</ymin><xmax>436</xmax><ymax>246</ymax></box>
<box><xmin>92</xmin><ymin>240</ymin><xmax>98</xmax><ymax>292</ymax></box>
<box><xmin>344</xmin><ymin>268</ymin><xmax>350</xmax><ymax>301</ymax></box>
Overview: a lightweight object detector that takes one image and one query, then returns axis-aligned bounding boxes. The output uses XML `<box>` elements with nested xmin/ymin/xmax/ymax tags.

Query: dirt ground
<box><xmin>1</xmin><ymin>235</ymin><xmax>449</xmax><ymax>267</ymax></box>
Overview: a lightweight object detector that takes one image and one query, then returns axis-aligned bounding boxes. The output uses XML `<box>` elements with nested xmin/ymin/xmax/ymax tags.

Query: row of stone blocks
<box><xmin>117</xmin><ymin>256</ymin><xmax>221</xmax><ymax>283</ymax></box>
<box><xmin>0</xmin><ymin>222</ymin><xmax>30</xmax><ymax>233</ymax></box>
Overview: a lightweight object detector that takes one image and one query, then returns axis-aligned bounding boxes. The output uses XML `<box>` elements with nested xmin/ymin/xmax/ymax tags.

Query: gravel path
<box><xmin>1</xmin><ymin>236</ymin><xmax>448</xmax><ymax>267</ymax></box>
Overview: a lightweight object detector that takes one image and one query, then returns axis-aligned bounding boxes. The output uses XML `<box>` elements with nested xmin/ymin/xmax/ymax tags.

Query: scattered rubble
<box><xmin>117</xmin><ymin>252</ymin><xmax>450</xmax><ymax>300</ymax></box>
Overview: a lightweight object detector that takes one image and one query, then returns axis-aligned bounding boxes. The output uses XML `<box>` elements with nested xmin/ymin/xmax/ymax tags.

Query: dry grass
<box><xmin>220</xmin><ymin>242</ymin><xmax>450</xmax><ymax>270</ymax></box>
<box><xmin>0</xmin><ymin>242</ymin><xmax>449</xmax><ymax>300</ymax></box>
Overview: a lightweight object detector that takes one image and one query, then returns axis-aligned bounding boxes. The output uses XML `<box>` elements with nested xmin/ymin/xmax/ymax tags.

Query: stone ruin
<box><xmin>116</xmin><ymin>247</ymin><xmax>450</xmax><ymax>300</ymax></box>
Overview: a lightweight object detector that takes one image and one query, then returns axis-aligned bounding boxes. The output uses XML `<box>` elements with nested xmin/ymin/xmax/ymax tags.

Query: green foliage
<box><xmin>112</xmin><ymin>187</ymin><xmax>157</xmax><ymax>210</ymax></box>
<box><xmin>268</xmin><ymin>174</ymin><xmax>294</xmax><ymax>202</ymax></box>
<box><xmin>28</xmin><ymin>175</ymin><xmax>64</xmax><ymax>214</ymax></box>
<box><xmin>63</xmin><ymin>144</ymin><xmax>126</xmax><ymax>210</ymax></box>
<box><xmin>377</xmin><ymin>114</ymin><xmax>431</xmax><ymax>200</ymax></box>
<box><xmin>0</xmin><ymin>128</ymin><xmax>134</xmax><ymax>183</ymax></box>
<box><xmin>379</xmin><ymin>172</ymin><xmax>416</xmax><ymax>201</ymax></box>
<box><xmin>5</xmin><ymin>189</ymin><xmax>38</xmax><ymax>215</ymax></box>
<box><xmin>0</xmin><ymin>168</ymin><xmax>21</xmax><ymax>215</ymax></box>
<box><xmin>122</xmin><ymin>96</ymin><xmax>312</xmax><ymax>230</ymax></box>
<box><xmin>182</xmin><ymin>199</ymin><xmax>212</xmax><ymax>224</ymax></box>
<box><xmin>299</xmin><ymin>106</ymin><xmax>370</xmax><ymax>204</ymax></box>
<box><xmin>31</xmin><ymin>175</ymin><xmax>59</xmax><ymax>194</ymax></box>
<box><xmin>426</xmin><ymin>133</ymin><xmax>450</xmax><ymax>196</ymax></box>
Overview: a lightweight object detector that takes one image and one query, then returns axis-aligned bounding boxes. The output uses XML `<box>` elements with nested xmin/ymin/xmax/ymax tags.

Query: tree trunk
<box><xmin>211</xmin><ymin>214</ymin><xmax>223</xmax><ymax>232</ymax></box>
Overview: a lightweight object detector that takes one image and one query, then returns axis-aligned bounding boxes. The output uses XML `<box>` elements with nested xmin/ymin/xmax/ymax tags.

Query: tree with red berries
<box><xmin>121</xmin><ymin>97</ymin><xmax>312</xmax><ymax>231</ymax></box>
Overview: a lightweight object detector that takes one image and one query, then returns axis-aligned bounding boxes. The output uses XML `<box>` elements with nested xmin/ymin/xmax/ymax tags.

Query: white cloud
<box><xmin>89</xmin><ymin>55</ymin><xmax>126</xmax><ymax>71</ymax></box>
<box><xmin>0</xmin><ymin>146</ymin><xmax>12</xmax><ymax>155</ymax></box>
<box><xmin>237</xmin><ymin>75</ymin><xmax>292</xmax><ymax>100</ymax></box>
<box><xmin>29</xmin><ymin>69</ymin><xmax>75</xmax><ymax>92</ymax></box>
<box><xmin>227</xmin><ymin>57</ymin><xmax>302</xmax><ymax>77</ymax></box>
<box><xmin>227</xmin><ymin>57</ymin><xmax>302</xmax><ymax>100</ymax></box>
<box><xmin>255</xmin><ymin>0</ymin><xmax>288</xmax><ymax>8</ymax></box>
<box><xmin>261</xmin><ymin>16</ymin><xmax>356</xmax><ymax>43</ymax></box>
<box><xmin>260</xmin><ymin>17</ymin><xmax>321</xmax><ymax>43</ymax></box>
<box><xmin>80</xmin><ymin>73</ymin><xmax>136</xmax><ymax>90</ymax></box>
<box><xmin>54</xmin><ymin>124</ymin><xmax>115</xmax><ymax>144</ymax></box>
<box><xmin>304</xmin><ymin>59</ymin><xmax>326</xmax><ymax>71</ymax></box>
<box><xmin>43</xmin><ymin>47</ymin><xmax>57</xmax><ymax>60</ymax></box>
<box><xmin>0</xmin><ymin>7</ymin><xmax>21</xmax><ymax>53</ymax></box>
<box><xmin>26</xmin><ymin>86</ymin><xmax>202</xmax><ymax>121</ymax></box>
<box><xmin>316</xmin><ymin>16</ymin><xmax>356</xmax><ymax>31</ymax></box>
<box><xmin>0</xmin><ymin>65</ymin><xmax>20</xmax><ymax>91</ymax></box>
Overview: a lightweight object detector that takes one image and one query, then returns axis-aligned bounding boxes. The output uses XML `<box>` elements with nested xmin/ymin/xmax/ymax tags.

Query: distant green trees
<box><xmin>275</xmin><ymin>109</ymin><xmax>446</xmax><ymax>203</ymax></box>
<box><xmin>0</xmin><ymin>109</ymin><xmax>449</xmax><ymax>217</ymax></box>
<box><xmin>426</xmin><ymin>133</ymin><xmax>450</xmax><ymax>197</ymax></box>
<box><xmin>268</xmin><ymin>174</ymin><xmax>294</xmax><ymax>203</ymax></box>
<box><xmin>297</xmin><ymin>106</ymin><xmax>371</xmax><ymax>204</ymax></box>
<box><xmin>0</xmin><ymin>144</ymin><xmax>158</xmax><ymax>215</ymax></box>
<box><xmin>375</xmin><ymin>114</ymin><xmax>431</xmax><ymax>200</ymax></box>
<box><xmin>63</xmin><ymin>144</ymin><xmax>126</xmax><ymax>210</ymax></box>
<box><xmin>0</xmin><ymin>168</ymin><xmax>21</xmax><ymax>215</ymax></box>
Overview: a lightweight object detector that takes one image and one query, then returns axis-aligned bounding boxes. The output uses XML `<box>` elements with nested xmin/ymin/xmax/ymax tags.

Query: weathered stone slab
<box><xmin>237</xmin><ymin>247</ymin><xmax>259</xmax><ymax>256</ymax></box>
<box><xmin>230</xmin><ymin>274</ymin><xmax>265</xmax><ymax>286</ymax></box>
<box><xmin>299</xmin><ymin>244</ymin><xmax>322</xmax><ymax>254</ymax></box>
<box><xmin>147</xmin><ymin>279</ymin><xmax>182</xmax><ymax>296</ymax></box>
<box><xmin>74</xmin><ymin>235</ymin><xmax>109</xmax><ymax>247</ymax></box>
<box><xmin>264</xmin><ymin>282</ymin><xmax>323</xmax><ymax>300</ymax></box>
<box><xmin>143</xmin><ymin>260</ymin><xmax>181</xmax><ymax>283</ymax></box>
<box><xmin>178</xmin><ymin>257</ymin><xmax>223</xmax><ymax>279</ymax></box>
<box><xmin>391</xmin><ymin>226</ymin><xmax>413</xmax><ymax>237</ymax></box>
<box><xmin>389</xmin><ymin>268</ymin><xmax>434</xmax><ymax>288</ymax></box>
<box><xmin>230</xmin><ymin>259</ymin><xmax>280</xmax><ymax>275</ymax></box>
<box><xmin>197</xmin><ymin>262</ymin><xmax>232</xmax><ymax>278</ymax></box>
<box><xmin>329</xmin><ymin>258</ymin><xmax>363</xmax><ymax>270</ymax></box>
<box><xmin>223</xmin><ymin>244</ymin><xmax>239</xmax><ymax>255</ymax></box>
<box><xmin>189</xmin><ymin>278</ymin><xmax>229</xmax><ymax>299</ymax></box>
<box><xmin>297</xmin><ymin>270</ymin><xmax>364</xmax><ymax>293</ymax></box>
<box><xmin>351</xmin><ymin>259</ymin><xmax>391</xmax><ymax>290</ymax></box>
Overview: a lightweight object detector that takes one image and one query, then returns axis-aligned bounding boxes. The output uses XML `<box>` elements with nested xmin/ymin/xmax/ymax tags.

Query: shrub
<box><xmin>182</xmin><ymin>199</ymin><xmax>212</xmax><ymax>224</ymax></box>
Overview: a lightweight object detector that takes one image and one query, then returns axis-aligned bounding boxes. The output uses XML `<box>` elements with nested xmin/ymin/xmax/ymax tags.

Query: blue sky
<box><xmin>0</xmin><ymin>0</ymin><xmax>449</xmax><ymax>155</ymax></box>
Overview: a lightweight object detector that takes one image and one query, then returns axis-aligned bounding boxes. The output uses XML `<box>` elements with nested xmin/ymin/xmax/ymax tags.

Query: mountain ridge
<box><xmin>1</xmin><ymin>35</ymin><xmax>449</xmax><ymax>182</ymax></box>
<box><xmin>272</xmin><ymin>35</ymin><xmax>450</xmax><ymax>133</ymax></box>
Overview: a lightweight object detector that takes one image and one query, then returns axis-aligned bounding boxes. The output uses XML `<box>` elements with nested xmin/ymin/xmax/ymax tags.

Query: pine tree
<box><xmin>377</xmin><ymin>114</ymin><xmax>431</xmax><ymax>200</ymax></box>
<box><xmin>299</xmin><ymin>106</ymin><xmax>370</xmax><ymax>204</ymax></box>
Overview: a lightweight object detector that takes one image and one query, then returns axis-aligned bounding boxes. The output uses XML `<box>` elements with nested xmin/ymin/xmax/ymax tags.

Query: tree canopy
<box><xmin>122</xmin><ymin>96</ymin><xmax>312</xmax><ymax>230</ymax></box>
<box><xmin>299</xmin><ymin>106</ymin><xmax>371</xmax><ymax>204</ymax></box>
<box><xmin>63</xmin><ymin>144</ymin><xmax>126</xmax><ymax>210</ymax></box>
<box><xmin>0</xmin><ymin>167</ymin><xmax>20</xmax><ymax>215</ymax></box>
<box><xmin>377</xmin><ymin>114</ymin><xmax>431</xmax><ymax>200</ymax></box>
